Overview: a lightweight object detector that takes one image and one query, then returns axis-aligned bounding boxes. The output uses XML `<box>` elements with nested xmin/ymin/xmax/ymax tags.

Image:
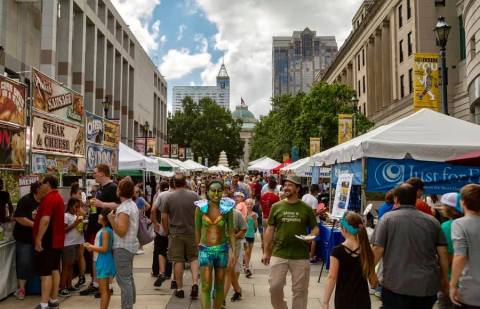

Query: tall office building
<box><xmin>272</xmin><ymin>28</ymin><xmax>338</xmax><ymax>96</ymax></box>
<box><xmin>172</xmin><ymin>63</ymin><xmax>230</xmax><ymax>113</ymax></box>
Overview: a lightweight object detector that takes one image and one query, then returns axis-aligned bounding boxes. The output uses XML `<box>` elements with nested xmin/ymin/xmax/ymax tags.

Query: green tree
<box><xmin>168</xmin><ymin>97</ymin><xmax>244</xmax><ymax>167</ymax></box>
<box><xmin>251</xmin><ymin>82</ymin><xmax>373</xmax><ymax>160</ymax></box>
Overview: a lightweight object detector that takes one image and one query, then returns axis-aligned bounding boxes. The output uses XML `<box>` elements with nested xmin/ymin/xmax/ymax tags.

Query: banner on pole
<box><xmin>413</xmin><ymin>53</ymin><xmax>440</xmax><ymax>111</ymax></box>
<box><xmin>338</xmin><ymin>114</ymin><xmax>353</xmax><ymax>144</ymax></box>
<box><xmin>309</xmin><ymin>137</ymin><xmax>321</xmax><ymax>156</ymax></box>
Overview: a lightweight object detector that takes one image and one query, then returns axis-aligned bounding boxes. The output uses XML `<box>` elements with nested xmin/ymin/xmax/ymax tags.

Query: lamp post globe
<box><xmin>433</xmin><ymin>16</ymin><xmax>451</xmax><ymax>115</ymax></box>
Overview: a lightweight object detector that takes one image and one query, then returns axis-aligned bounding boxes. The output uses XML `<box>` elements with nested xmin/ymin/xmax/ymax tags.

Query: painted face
<box><xmin>207</xmin><ymin>182</ymin><xmax>223</xmax><ymax>203</ymax></box>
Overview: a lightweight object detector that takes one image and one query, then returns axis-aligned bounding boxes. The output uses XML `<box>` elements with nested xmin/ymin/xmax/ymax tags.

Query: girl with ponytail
<box><xmin>322</xmin><ymin>211</ymin><xmax>378</xmax><ymax>309</ymax></box>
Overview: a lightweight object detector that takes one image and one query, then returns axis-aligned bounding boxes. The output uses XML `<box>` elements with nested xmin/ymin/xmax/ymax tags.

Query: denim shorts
<box><xmin>16</xmin><ymin>241</ymin><xmax>36</xmax><ymax>280</ymax></box>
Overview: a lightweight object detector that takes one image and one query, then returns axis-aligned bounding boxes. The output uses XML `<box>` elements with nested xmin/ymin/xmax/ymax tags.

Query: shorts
<box><xmin>167</xmin><ymin>234</ymin><xmax>198</xmax><ymax>263</ymax></box>
<box><xmin>245</xmin><ymin>237</ymin><xmax>255</xmax><ymax>244</ymax></box>
<box><xmin>62</xmin><ymin>245</ymin><xmax>79</xmax><ymax>264</ymax></box>
<box><xmin>198</xmin><ymin>243</ymin><xmax>229</xmax><ymax>268</ymax></box>
<box><xmin>36</xmin><ymin>248</ymin><xmax>62</xmax><ymax>276</ymax></box>
<box><xmin>234</xmin><ymin>244</ymin><xmax>243</xmax><ymax>273</ymax></box>
<box><xmin>155</xmin><ymin>234</ymin><xmax>169</xmax><ymax>257</ymax></box>
<box><xmin>16</xmin><ymin>241</ymin><xmax>36</xmax><ymax>280</ymax></box>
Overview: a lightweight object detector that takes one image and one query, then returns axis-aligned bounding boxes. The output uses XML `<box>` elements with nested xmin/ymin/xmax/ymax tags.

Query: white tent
<box><xmin>248</xmin><ymin>156</ymin><xmax>268</xmax><ymax>166</ymax></box>
<box><xmin>310</xmin><ymin>109</ymin><xmax>480</xmax><ymax>166</ymax></box>
<box><xmin>280</xmin><ymin>157</ymin><xmax>311</xmax><ymax>177</ymax></box>
<box><xmin>119</xmin><ymin>142</ymin><xmax>158</xmax><ymax>172</ymax></box>
<box><xmin>247</xmin><ymin>157</ymin><xmax>281</xmax><ymax>172</ymax></box>
<box><xmin>183</xmin><ymin>159</ymin><xmax>208</xmax><ymax>171</ymax></box>
<box><xmin>208</xmin><ymin>165</ymin><xmax>233</xmax><ymax>173</ymax></box>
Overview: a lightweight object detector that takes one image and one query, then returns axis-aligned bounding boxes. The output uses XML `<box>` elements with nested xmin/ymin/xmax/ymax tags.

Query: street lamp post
<box><xmin>351</xmin><ymin>94</ymin><xmax>359</xmax><ymax>138</ymax></box>
<box><xmin>102</xmin><ymin>95</ymin><xmax>112</xmax><ymax>119</ymax></box>
<box><xmin>144</xmin><ymin>121</ymin><xmax>149</xmax><ymax>156</ymax></box>
<box><xmin>434</xmin><ymin>16</ymin><xmax>451</xmax><ymax>115</ymax></box>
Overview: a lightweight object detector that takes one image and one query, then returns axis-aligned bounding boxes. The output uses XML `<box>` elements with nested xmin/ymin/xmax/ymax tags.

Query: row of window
<box><xmin>399</xmin><ymin>32</ymin><xmax>413</xmax><ymax>63</ymax></box>
<box><xmin>398</xmin><ymin>0</ymin><xmax>412</xmax><ymax>29</ymax></box>
<box><xmin>399</xmin><ymin>69</ymin><xmax>413</xmax><ymax>98</ymax></box>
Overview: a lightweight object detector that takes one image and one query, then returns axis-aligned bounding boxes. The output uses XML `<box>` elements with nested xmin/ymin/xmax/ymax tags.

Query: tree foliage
<box><xmin>251</xmin><ymin>82</ymin><xmax>374</xmax><ymax>161</ymax></box>
<box><xmin>168</xmin><ymin>97</ymin><xmax>244</xmax><ymax>167</ymax></box>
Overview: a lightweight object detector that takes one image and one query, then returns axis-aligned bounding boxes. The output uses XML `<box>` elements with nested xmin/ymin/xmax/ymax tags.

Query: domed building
<box><xmin>232</xmin><ymin>99</ymin><xmax>257</xmax><ymax>170</ymax></box>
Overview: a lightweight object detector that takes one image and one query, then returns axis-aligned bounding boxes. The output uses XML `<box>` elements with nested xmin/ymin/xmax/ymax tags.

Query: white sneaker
<box><xmin>136</xmin><ymin>249</ymin><xmax>145</xmax><ymax>255</ymax></box>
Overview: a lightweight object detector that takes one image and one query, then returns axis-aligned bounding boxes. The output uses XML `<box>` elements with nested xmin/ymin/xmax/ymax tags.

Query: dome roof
<box><xmin>232</xmin><ymin>106</ymin><xmax>257</xmax><ymax>124</ymax></box>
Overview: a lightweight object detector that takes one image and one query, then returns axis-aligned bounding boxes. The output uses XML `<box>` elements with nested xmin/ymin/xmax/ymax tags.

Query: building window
<box><xmin>358</xmin><ymin>80</ymin><xmax>361</xmax><ymax>97</ymax></box>
<box><xmin>408</xmin><ymin>69</ymin><xmax>413</xmax><ymax>94</ymax></box>
<box><xmin>399</xmin><ymin>40</ymin><xmax>404</xmax><ymax>63</ymax></box>
<box><xmin>400</xmin><ymin>74</ymin><xmax>405</xmax><ymax>98</ymax></box>
<box><xmin>357</xmin><ymin>54</ymin><xmax>361</xmax><ymax>71</ymax></box>
<box><xmin>362</xmin><ymin>49</ymin><xmax>365</xmax><ymax>66</ymax></box>
<box><xmin>459</xmin><ymin>15</ymin><xmax>466</xmax><ymax>60</ymax></box>
<box><xmin>362</xmin><ymin>76</ymin><xmax>366</xmax><ymax>94</ymax></box>
<box><xmin>407</xmin><ymin>32</ymin><xmax>413</xmax><ymax>56</ymax></box>
<box><xmin>363</xmin><ymin>103</ymin><xmax>366</xmax><ymax>115</ymax></box>
<box><xmin>470</xmin><ymin>35</ymin><xmax>476</xmax><ymax>58</ymax></box>
<box><xmin>398</xmin><ymin>5</ymin><xmax>403</xmax><ymax>28</ymax></box>
<box><xmin>407</xmin><ymin>0</ymin><xmax>412</xmax><ymax>19</ymax></box>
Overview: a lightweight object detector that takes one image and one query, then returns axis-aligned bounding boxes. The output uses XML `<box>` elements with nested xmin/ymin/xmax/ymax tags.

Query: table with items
<box><xmin>315</xmin><ymin>222</ymin><xmax>344</xmax><ymax>269</ymax></box>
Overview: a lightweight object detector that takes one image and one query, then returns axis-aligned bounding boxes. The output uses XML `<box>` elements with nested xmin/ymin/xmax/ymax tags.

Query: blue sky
<box><xmin>112</xmin><ymin>0</ymin><xmax>361</xmax><ymax>116</ymax></box>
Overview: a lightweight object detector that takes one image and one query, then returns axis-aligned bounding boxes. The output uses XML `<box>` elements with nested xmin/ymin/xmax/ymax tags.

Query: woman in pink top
<box><xmin>234</xmin><ymin>191</ymin><xmax>247</xmax><ymax>219</ymax></box>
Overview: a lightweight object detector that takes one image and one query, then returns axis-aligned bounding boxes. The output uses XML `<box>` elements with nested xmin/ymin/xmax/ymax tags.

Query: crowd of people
<box><xmin>4</xmin><ymin>165</ymin><xmax>480</xmax><ymax>309</ymax></box>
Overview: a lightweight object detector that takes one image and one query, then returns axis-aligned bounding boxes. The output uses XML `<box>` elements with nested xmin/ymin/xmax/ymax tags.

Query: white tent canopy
<box><xmin>247</xmin><ymin>157</ymin><xmax>281</xmax><ymax>172</ymax></box>
<box><xmin>208</xmin><ymin>165</ymin><xmax>233</xmax><ymax>173</ymax></box>
<box><xmin>119</xmin><ymin>142</ymin><xmax>158</xmax><ymax>171</ymax></box>
<box><xmin>183</xmin><ymin>159</ymin><xmax>208</xmax><ymax>171</ymax></box>
<box><xmin>154</xmin><ymin>157</ymin><xmax>185</xmax><ymax>171</ymax></box>
<box><xmin>310</xmin><ymin>109</ymin><xmax>480</xmax><ymax>166</ymax></box>
<box><xmin>248</xmin><ymin>156</ymin><xmax>268</xmax><ymax>166</ymax></box>
<box><xmin>280</xmin><ymin>157</ymin><xmax>311</xmax><ymax>177</ymax></box>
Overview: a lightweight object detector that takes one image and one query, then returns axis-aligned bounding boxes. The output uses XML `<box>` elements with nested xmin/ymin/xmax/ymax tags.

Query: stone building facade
<box><xmin>317</xmin><ymin>0</ymin><xmax>479</xmax><ymax>126</ymax></box>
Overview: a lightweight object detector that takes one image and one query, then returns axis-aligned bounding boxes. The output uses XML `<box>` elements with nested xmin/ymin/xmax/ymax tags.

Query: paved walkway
<box><xmin>1</xmin><ymin>236</ymin><xmax>383</xmax><ymax>309</ymax></box>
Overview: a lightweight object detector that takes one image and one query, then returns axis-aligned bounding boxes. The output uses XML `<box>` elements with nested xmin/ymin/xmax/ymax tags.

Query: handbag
<box><xmin>137</xmin><ymin>213</ymin><xmax>154</xmax><ymax>246</ymax></box>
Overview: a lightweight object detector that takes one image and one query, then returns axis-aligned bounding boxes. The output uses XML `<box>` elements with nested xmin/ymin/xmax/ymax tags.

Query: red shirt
<box><xmin>249</xmin><ymin>182</ymin><xmax>261</xmax><ymax>200</ymax></box>
<box><xmin>416</xmin><ymin>199</ymin><xmax>433</xmax><ymax>216</ymax></box>
<box><xmin>33</xmin><ymin>190</ymin><xmax>65</xmax><ymax>249</ymax></box>
<box><xmin>260</xmin><ymin>192</ymin><xmax>280</xmax><ymax>219</ymax></box>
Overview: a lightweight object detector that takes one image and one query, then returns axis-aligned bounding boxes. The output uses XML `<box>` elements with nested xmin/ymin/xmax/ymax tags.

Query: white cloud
<box><xmin>111</xmin><ymin>0</ymin><xmax>162</xmax><ymax>54</ymax></box>
<box><xmin>190</xmin><ymin>81</ymin><xmax>196</xmax><ymax>86</ymax></box>
<box><xmin>194</xmin><ymin>33</ymin><xmax>209</xmax><ymax>53</ymax></box>
<box><xmin>159</xmin><ymin>48</ymin><xmax>212</xmax><ymax>80</ymax></box>
<box><xmin>195</xmin><ymin>0</ymin><xmax>359</xmax><ymax>116</ymax></box>
<box><xmin>177</xmin><ymin>24</ymin><xmax>187</xmax><ymax>40</ymax></box>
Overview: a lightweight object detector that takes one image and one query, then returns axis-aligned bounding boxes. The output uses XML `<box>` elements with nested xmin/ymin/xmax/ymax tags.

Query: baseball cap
<box><xmin>440</xmin><ymin>192</ymin><xmax>463</xmax><ymax>214</ymax></box>
<box><xmin>284</xmin><ymin>176</ymin><xmax>301</xmax><ymax>186</ymax></box>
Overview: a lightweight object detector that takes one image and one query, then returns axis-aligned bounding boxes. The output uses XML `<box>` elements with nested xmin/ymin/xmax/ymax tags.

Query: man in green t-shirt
<box><xmin>262</xmin><ymin>176</ymin><xmax>318</xmax><ymax>309</ymax></box>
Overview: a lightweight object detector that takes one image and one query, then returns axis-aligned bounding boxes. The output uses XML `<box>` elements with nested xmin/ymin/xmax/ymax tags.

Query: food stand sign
<box><xmin>32</xmin><ymin>114</ymin><xmax>85</xmax><ymax>157</ymax></box>
<box><xmin>146</xmin><ymin>138</ymin><xmax>156</xmax><ymax>156</ymax></box>
<box><xmin>86</xmin><ymin>143</ymin><xmax>117</xmax><ymax>172</ymax></box>
<box><xmin>32</xmin><ymin>68</ymin><xmax>84</xmax><ymax>124</ymax></box>
<box><xmin>0</xmin><ymin>127</ymin><xmax>26</xmax><ymax>169</ymax></box>
<box><xmin>19</xmin><ymin>175</ymin><xmax>40</xmax><ymax>198</ymax></box>
<box><xmin>86</xmin><ymin>111</ymin><xmax>103</xmax><ymax>144</ymax></box>
<box><xmin>0</xmin><ymin>75</ymin><xmax>26</xmax><ymax>126</ymax></box>
<box><xmin>32</xmin><ymin>153</ymin><xmax>81</xmax><ymax>174</ymax></box>
<box><xmin>103</xmin><ymin>120</ymin><xmax>120</xmax><ymax>148</ymax></box>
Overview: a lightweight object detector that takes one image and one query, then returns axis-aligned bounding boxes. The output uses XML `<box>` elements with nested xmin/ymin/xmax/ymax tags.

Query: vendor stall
<box><xmin>309</xmin><ymin>109</ymin><xmax>480</xmax><ymax>205</ymax></box>
<box><xmin>247</xmin><ymin>157</ymin><xmax>281</xmax><ymax>172</ymax></box>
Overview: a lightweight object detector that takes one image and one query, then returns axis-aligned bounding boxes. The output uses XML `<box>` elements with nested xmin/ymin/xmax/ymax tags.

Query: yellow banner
<box><xmin>309</xmin><ymin>137</ymin><xmax>321</xmax><ymax>156</ymax></box>
<box><xmin>413</xmin><ymin>53</ymin><xmax>440</xmax><ymax>111</ymax></box>
<box><xmin>338</xmin><ymin>114</ymin><xmax>353</xmax><ymax>144</ymax></box>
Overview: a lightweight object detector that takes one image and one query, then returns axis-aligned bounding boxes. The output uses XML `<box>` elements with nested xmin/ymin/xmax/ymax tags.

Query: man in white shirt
<box><xmin>302</xmin><ymin>184</ymin><xmax>320</xmax><ymax>264</ymax></box>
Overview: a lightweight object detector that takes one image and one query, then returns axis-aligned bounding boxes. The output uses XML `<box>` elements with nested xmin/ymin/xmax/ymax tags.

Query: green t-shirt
<box><xmin>267</xmin><ymin>199</ymin><xmax>317</xmax><ymax>260</ymax></box>
<box><xmin>441</xmin><ymin>219</ymin><xmax>454</xmax><ymax>255</ymax></box>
